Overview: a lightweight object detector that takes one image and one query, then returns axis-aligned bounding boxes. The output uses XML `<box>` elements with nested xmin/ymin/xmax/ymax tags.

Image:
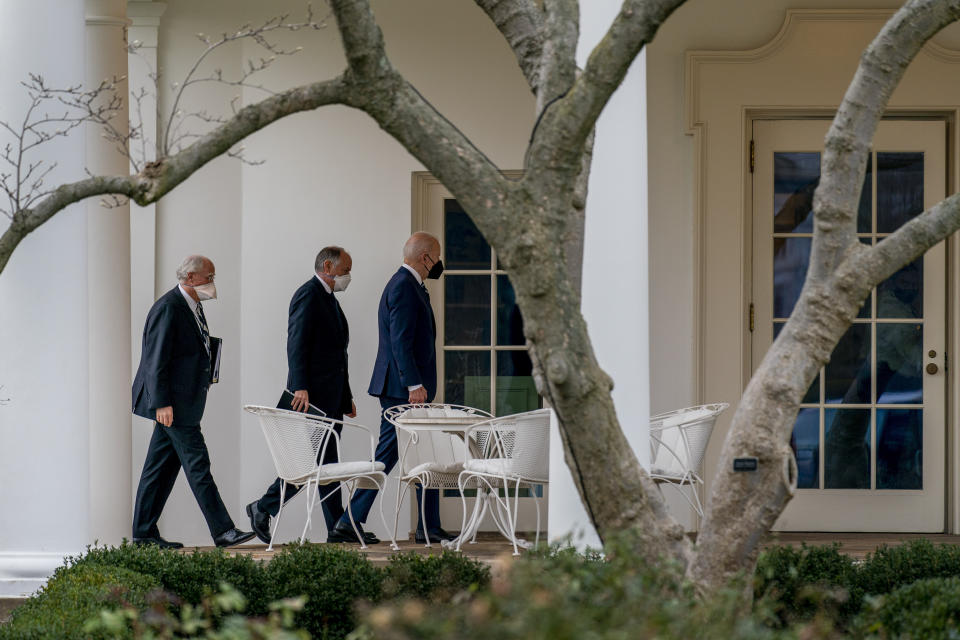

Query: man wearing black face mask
<box><xmin>326</xmin><ymin>232</ymin><xmax>449</xmax><ymax>545</ymax></box>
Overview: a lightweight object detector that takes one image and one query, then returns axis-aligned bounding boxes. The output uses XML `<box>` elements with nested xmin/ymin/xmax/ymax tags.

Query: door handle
<box><xmin>926</xmin><ymin>363</ymin><xmax>939</xmax><ymax>375</ymax></box>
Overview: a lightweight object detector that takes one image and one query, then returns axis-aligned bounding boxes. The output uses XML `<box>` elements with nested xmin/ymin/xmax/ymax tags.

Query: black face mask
<box><xmin>426</xmin><ymin>256</ymin><xmax>445</xmax><ymax>280</ymax></box>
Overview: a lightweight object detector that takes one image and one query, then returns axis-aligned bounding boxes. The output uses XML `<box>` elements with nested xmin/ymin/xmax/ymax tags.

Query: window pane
<box><xmin>825</xmin><ymin>324</ymin><xmax>870</xmax><ymax>405</ymax></box>
<box><xmin>877</xmin><ymin>323</ymin><xmax>923</xmax><ymax>405</ymax></box>
<box><xmin>877</xmin><ymin>152</ymin><xmax>924</xmax><ymax>233</ymax></box>
<box><xmin>774</xmin><ymin>152</ymin><xmax>818</xmax><ymax>233</ymax></box>
<box><xmin>444</xmin><ymin>275</ymin><xmax>491</xmax><ymax>345</ymax></box>
<box><xmin>824</xmin><ymin>408</ymin><xmax>871</xmax><ymax>489</ymax></box>
<box><xmin>497</xmin><ymin>275</ymin><xmax>525</xmax><ymax>346</ymax></box>
<box><xmin>857</xmin><ymin>237</ymin><xmax>872</xmax><ymax>318</ymax></box>
<box><xmin>877</xmin><ymin>257</ymin><xmax>922</xmax><ymax>319</ymax></box>
<box><xmin>496</xmin><ymin>351</ymin><xmax>541</xmax><ymax>415</ymax></box>
<box><xmin>791</xmin><ymin>408</ymin><xmax>820</xmax><ymax>489</ymax></box>
<box><xmin>445</xmin><ymin>350</ymin><xmax>491</xmax><ymax>412</ymax></box>
<box><xmin>877</xmin><ymin>409</ymin><xmax>922</xmax><ymax>489</ymax></box>
<box><xmin>773</xmin><ymin>237</ymin><xmax>811</xmax><ymax>318</ymax></box>
<box><xmin>775</xmin><ymin>322</ymin><xmax>818</xmax><ymax>403</ymax></box>
<box><xmin>444</xmin><ymin>199</ymin><xmax>491</xmax><ymax>269</ymax></box>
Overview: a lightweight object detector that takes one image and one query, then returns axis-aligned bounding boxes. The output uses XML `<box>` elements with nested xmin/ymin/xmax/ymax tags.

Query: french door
<box><xmin>752</xmin><ymin>119</ymin><xmax>947</xmax><ymax>531</ymax></box>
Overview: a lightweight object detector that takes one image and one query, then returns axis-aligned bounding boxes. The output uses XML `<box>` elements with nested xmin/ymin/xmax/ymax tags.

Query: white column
<box><xmin>127</xmin><ymin>0</ymin><xmax>166</xmax><ymax>517</ymax></box>
<box><xmin>86</xmin><ymin>0</ymin><xmax>132</xmax><ymax>547</ymax></box>
<box><xmin>0</xmin><ymin>0</ymin><xmax>89</xmax><ymax>597</ymax></box>
<box><xmin>548</xmin><ymin>3</ymin><xmax>650</xmax><ymax>549</ymax></box>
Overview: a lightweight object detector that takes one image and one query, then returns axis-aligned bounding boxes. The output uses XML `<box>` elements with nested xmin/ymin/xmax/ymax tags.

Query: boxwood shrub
<box><xmin>266</xmin><ymin>541</ymin><xmax>383</xmax><ymax>640</ymax></box>
<box><xmin>856</xmin><ymin>576</ymin><xmax>960</xmax><ymax>639</ymax></box>
<box><xmin>381</xmin><ymin>551</ymin><xmax>490</xmax><ymax>601</ymax></box>
<box><xmin>0</xmin><ymin>564</ymin><xmax>159</xmax><ymax>640</ymax></box>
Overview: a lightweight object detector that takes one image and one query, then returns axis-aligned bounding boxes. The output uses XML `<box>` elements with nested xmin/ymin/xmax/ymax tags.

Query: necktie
<box><xmin>196</xmin><ymin>301</ymin><xmax>211</xmax><ymax>355</ymax></box>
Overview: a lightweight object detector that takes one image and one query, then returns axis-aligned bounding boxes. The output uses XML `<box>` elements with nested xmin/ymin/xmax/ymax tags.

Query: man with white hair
<box><xmin>131</xmin><ymin>254</ymin><xmax>255</xmax><ymax>549</ymax></box>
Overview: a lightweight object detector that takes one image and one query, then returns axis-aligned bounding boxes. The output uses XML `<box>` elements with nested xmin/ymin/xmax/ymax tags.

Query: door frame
<box><xmin>685</xmin><ymin>9</ymin><xmax>960</xmax><ymax>532</ymax></box>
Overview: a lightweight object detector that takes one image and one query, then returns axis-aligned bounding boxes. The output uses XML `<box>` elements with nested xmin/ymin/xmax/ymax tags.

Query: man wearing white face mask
<box><xmin>132</xmin><ymin>255</ymin><xmax>255</xmax><ymax>549</ymax></box>
<box><xmin>246</xmin><ymin>246</ymin><xmax>371</xmax><ymax>544</ymax></box>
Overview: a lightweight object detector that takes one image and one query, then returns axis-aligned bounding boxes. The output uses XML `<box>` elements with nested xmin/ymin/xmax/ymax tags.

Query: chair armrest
<box><xmin>328</xmin><ymin>418</ymin><xmax>379</xmax><ymax>461</ymax></box>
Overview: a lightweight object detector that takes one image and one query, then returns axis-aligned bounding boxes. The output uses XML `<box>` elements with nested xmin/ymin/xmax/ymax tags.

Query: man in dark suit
<box><xmin>132</xmin><ymin>255</ymin><xmax>255</xmax><ymax>549</ymax></box>
<box><xmin>245</xmin><ymin>247</ymin><xmax>377</xmax><ymax>544</ymax></box>
<box><xmin>328</xmin><ymin>231</ymin><xmax>452</xmax><ymax>544</ymax></box>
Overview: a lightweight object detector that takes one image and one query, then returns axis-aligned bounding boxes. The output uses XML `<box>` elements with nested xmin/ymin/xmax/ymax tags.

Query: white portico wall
<box><xmin>0</xmin><ymin>0</ymin><xmax>132</xmax><ymax>597</ymax></box>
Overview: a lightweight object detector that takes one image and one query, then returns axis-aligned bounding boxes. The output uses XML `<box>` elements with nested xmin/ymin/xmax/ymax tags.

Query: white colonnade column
<box><xmin>85</xmin><ymin>0</ymin><xmax>132</xmax><ymax>547</ymax></box>
<box><xmin>548</xmin><ymin>2</ymin><xmax>650</xmax><ymax>549</ymax></box>
<box><xmin>127</xmin><ymin>0</ymin><xmax>166</xmax><ymax>514</ymax></box>
<box><xmin>0</xmin><ymin>0</ymin><xmax>134</xmax><ymax>597</ymax></box>
<box><xmin>0</xmin><ymin>0</ymin><xmax>88</xmax><ymax>597</ymax></box>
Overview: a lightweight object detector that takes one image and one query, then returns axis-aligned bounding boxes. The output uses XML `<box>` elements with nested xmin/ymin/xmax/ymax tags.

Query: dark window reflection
<box><xmin>877</xmin><ymin>152</ymin><xmax>924</xmax><ymax>233</ymax></box>
<box><xmin>791</xmin><ymin>408</ymin><xmax>820</xmax><ymax>489</ymax></box>
<box><xmin>773</xmin><ymin>237</ymin><xmax>812</xmax><ymax>318</ymax></box>
<box><xmin>496</xmin><ymin>351</ymin><xmax>542</xmax><ymax>416</ymax></box>
<box><xmin>774</xmin><ymin>152</ymin><xmax>819</xmax><ymax>233</ymax></box>
<box><xmin>877</xmin><ymin>257</ymin><xmax>923</xmax><ymax>319</ymax></box>
<box><xmin>445</xmin><ymin>351</ymin><xmax>491</xmax><ymax>412</ymax></box>
<box><xmin>877</xmin><ymin>409</ymin><xmax>922</xmax><ymax>489</ymax></box>
<box><xmin>497</xmin><ymin>275</ymin><xmax>525</xmax><ymax>346</ymax></box>
<box><xmin>857</xmin><ymin>237</ymin><xmax>872</xmax><ymax>319</ymax></box>
<box><xmin>825</xmin><ymin>323</ymin><xmax>871</xmax><ymax>404</ymax></box>
<box><xmin>876</xmin><ymin>323</ymin><xmax>922</xmax><ymax>405</ymax></box>
<box><xmin>825</xmin><ymin>408</ymin><xmax>871</xmax><ymax>488</ymax></box>
<box><xmin>444</xmin><ymin>275</ymin><xmax>490</xmax><ymax>345</ymax></box>
<box><xmin>775</xmin><ymin>322</ymin><xmax>819</xmax><ymax>403</ymax></box>
<box><xmin>444</xmin><ymin>199</ymin><xmax>491</xmax><ymax>269</ymax></box>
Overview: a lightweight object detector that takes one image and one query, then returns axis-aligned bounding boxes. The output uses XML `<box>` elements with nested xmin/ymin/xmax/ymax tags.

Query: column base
<box><xmin>0</xmin><ymin>552</ymin><xmax>71</xmax><ymax>597</ymax></box>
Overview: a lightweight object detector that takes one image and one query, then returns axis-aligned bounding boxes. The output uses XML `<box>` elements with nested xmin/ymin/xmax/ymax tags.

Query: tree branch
<box><xmin>528</xmin><ymin>0</ymin><xmax>687</xmax><ymax>170</ymax></box>
<box><xmin>810</xmin><ymin>0</ymin><xmax>960</xmax><ymax>280</ymax></box>
<box><xmin>473</xmin><ymin>0</ymin><xmax>545</xmax><ymax>93</ymax></box>
<box><xmin>329</xmin><ymin>0</ymin><xmax>515</xmax><ymax>240</ymax></box>
<box><xmin>0</xmin><ymin>75</ymin><xmax>348</xmax><ymax>274</ymax></box>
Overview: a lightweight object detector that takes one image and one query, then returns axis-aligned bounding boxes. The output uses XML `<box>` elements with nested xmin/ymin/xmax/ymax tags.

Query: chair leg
<box><xmin>393</xmin><ymin>480</ymin><xmax>410</xmax><ymax>545</ymax></box>
<box><xmin>456</xmin><ymin>473</ymin><xmax>469</xmax><ymax>552</ymax></box>
<box><xmin>344</xmin><ymin>478</ymin><xmax>367</xmax><ymax>550</ymax></box>
<box><xmin>419</xmin><ymin>478</ymin><xmax>431</xmax><ymax>548</ymax></box>
<box><xmin>509</xmin><ymin>477</ymin><xmax>521</xmax><ymax>556</ymax></box>
<box><xmin>300</xmin><ymin>479</ymin><xmax>317</xmax><ymax>544</ymax></box>
<box><xmin>371</xmin><ymin>473</ymin><xmax>398</xmax><ymax>551</ymax></box>
<box><xmin>268</xmin><ymin>480</ymin><xmax>287</xmax><ymax>552</ymax></box>
<box><xmin>534</xmin><ymin>491</ymin><xmax>542</xmax><ymax>549</ymax></box>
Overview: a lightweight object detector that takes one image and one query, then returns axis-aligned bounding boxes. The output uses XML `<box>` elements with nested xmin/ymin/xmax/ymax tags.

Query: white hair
<box><xmin>176</xmin><ymin>255</ymin><xmax>208</xmax><ymax>282</ymax></box>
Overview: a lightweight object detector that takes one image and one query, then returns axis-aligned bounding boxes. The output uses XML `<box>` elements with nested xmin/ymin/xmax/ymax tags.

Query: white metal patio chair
<box><xmin>384</xmin><ymin>403</ymin><xmax>493</xmax><ymax>548</ymax></box>
<box><xmin>243</xmin><ymin>405</ymin><xmax>396</xmax><ymax>551</ymax></box>
<box><xmin>456</xmin><ymin>408</ymin><xmax>551</xmax><ymax>556</ymax></box>
<box><xmin>648</xmin><ymin>403</ymin><xmax>728</xmax><ymax>518</ymax></box>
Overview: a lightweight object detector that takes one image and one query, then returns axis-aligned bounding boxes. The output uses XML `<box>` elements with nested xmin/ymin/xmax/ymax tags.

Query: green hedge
<box><xmin>0</xmin><ymin>564</ymin><xmax>160</xmax><ymax>640</ymax></box>
<box><xmin>857</xmin><ymin>576</ymin><xmax>960</xmax><ymax>639</ymax></box>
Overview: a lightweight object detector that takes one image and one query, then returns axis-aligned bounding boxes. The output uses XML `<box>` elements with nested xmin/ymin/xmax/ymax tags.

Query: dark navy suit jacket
<box><xmin>286</xmin><ymin>276</ymin><xmax>353</xmax><ymax>416</ymax></box>
<box><xmin>132</xmin><ymin>286</ymin><xmax>211</xmax><ymax>426</ymax></box>
<box><xmin>367</xmin><ymin>267</ymin><xmax>437</xmax><ymax>400</ymax></box>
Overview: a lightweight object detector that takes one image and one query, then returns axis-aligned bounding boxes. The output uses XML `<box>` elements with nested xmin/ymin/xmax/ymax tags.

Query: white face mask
<box><xmin>333</xmin><ymin>274</ymin><xmax>351</xmax><ymax>292</ymax></box>
<box><xmin>193</xmin><ymin>282</ymin><xmax>217</xmax><ymax>301</ymax></box>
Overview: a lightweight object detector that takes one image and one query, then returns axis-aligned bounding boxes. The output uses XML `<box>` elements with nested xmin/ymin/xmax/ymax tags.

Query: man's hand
<box><xmin>408</xmin><ymin>386</ymin><xmax>427</xmax><ymax>404</ymax></box>
<box><xmin>291</xmin><ymin>390</ymin><xmax>310</xmax><ymax>412</ymax></box>
<box><xmin>346</xmin><ymin>400</ymin><xmax>357</xmax><ymax>419</ymax></box>
<box><xmin>156</xmin><ymin>406</ymin><xmax>173</xmax><ymax>427</ymax></box>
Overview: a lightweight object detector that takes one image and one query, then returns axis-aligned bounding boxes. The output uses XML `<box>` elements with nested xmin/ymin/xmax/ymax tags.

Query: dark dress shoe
<box><xmin>246</xmin><ymin>501</ymin><xmax>271</xmax><ymax>544</ymax></box>
<box><xmin>415</xmin><ymin>527</ymin><xmax>458</xmax><ymax>544</ymax></box>
<box><xmin>213</xmin><ymin>527</ymin><xmax>256</xmax><ymax>548</ymax></box>
<box><xmin>133</xmin><ymin>536</ymin><xmax>183</xmax><ymax>550</ymax></box>
<box><xmin>327</xmin><ymin>521</ymin><xmax>380</xmax><ymax>545</ymax></box>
